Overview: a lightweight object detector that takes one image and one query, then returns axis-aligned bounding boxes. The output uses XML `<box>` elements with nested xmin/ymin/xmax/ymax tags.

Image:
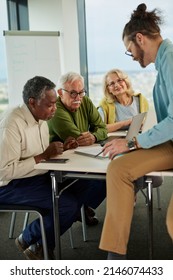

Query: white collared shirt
<box><xmin>0</xmin><ymin>104</ymin><xmax>49</xmax><ymax>186</ymax></box>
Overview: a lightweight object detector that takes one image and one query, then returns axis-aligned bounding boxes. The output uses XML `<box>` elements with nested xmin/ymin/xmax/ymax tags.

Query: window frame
<box><xmin>7</xmin><ymin>0</ymin><xmax>29</xmax><ymax>30</ymax></box>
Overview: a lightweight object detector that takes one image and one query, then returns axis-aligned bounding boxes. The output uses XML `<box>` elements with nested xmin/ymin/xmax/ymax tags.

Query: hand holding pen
<box><xmin>94</xmin><ymin>149</ymin><xmax>104</xmax><ymax>158</ymax></box>
<box><xmin>101</xmin><ymin>138</ymin><xmax>129</xmax><ymax>160</ymax></box>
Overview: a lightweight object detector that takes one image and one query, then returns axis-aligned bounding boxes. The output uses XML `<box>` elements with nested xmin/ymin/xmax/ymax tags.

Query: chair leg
<box><xmin>9</xmin><ymin>211</ymin><xmax>30</xmax><ymax>239</ymax></box>
<box><xmin>22</xmin><ymin>212</ymin><xmax>29</xmax><ymax>231</ymax></box>
<box><xmin>69</xmin><ymin>227</ymin><xmax>75</xmax><ymax>248</ymax></box>
<box><xmin>140</xmin><ymin>189</ymin><xmax>147</xmax><ymax>205</ymax></box>
<box><xmin>68</xmin><ymin>205</ymin><xmax>87</xmax><ymax>248</ymax></box>
<box><xmin>38</xmin><ymin>213</ymin><xmax>49</xmax><ymax>260</ymax></box>
<box><xmin>140</xmin><ymin>186</ymin><xmax>161</xmax><ymax>210</ymax></box>
<box><xmin>81</xmin><ymin>205</ymin><xmax>87</xmax><ymax>241</ymax></box>
<box><xmin>9</xmin><ymin>212</ymin><xmax>17</xmax><ymax>239</ymax></box>
<box><xmin>145</xmin><ymin>177</ymin><xmax>153</xmax><ymax>260</ymax></box>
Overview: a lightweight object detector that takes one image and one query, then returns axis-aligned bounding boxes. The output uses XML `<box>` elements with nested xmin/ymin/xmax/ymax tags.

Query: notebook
<box><xmin>74</xmin><ymin>145</ymin><xmax>109</xmax><ymax>159</ymax></box>
<box><xmin>74</xmin><ymin>112</ymin><xmax>147</xmax><ymax>159</ymax></box>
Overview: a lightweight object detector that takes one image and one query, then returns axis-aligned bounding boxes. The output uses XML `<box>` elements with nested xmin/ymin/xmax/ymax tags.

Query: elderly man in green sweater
<box><xmin>48</xmin><ymin>72</ymin><xmax>107</xmax><ymax>225</ymax></box>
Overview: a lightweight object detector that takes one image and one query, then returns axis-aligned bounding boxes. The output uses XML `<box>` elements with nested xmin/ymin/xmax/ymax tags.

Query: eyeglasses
<box><xmin>107</xmin><ymin>79</ymin><xmax>124</xmax><ymax>87</ymax></box>
<box><xmin>62</xmin><ymin>88</ymin><xmax>86</xmax><ymax>99</ymax></box>
<box><xmin>125</xmin><ymin>41</ymin><xmax>133</xmax><ymax>57</ymax></box>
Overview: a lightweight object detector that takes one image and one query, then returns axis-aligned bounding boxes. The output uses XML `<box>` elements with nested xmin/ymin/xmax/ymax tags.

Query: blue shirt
<box><xmin>137</xmin><ymin>39</ymin><xmax>173</xmax><ymax>148</ymax></box>
<box><xmin>116</xmin><ymin>96</ymin><xmax>139</xmax><ymax>121</ymax></box>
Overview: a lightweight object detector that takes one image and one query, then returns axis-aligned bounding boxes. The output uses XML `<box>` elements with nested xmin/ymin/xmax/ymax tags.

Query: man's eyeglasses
<box><xmin>125</xmin><ymin>41</ymin><xmax>133</xmax><ymax>57</ymax></box>
<box><xmin>107</xmin><ymin>79</ymin><xmax>124</xmax><ymax>87</ymax></box>
<box><xmin>62</xmin><ymin>88</ymin><xmax>86</xmax><ymax>99</ymax></box>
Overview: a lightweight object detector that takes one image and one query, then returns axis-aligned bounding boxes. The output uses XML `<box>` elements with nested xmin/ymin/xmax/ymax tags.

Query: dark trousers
<box><xmin>0</xmin><ymin>172</ymin><xmax>106</xmax><ymax>249</ymax></box>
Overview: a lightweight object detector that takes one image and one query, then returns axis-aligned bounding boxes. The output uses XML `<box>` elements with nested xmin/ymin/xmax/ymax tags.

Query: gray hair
<box><xmin>57</xmin><ymin>72</ymin><xmax>84</xmax><ymax>89</ymax></box>
<box><xmin>23</xmin><ymin>76</ymin><xmax>56</xmax><ymax>105</ymax></box>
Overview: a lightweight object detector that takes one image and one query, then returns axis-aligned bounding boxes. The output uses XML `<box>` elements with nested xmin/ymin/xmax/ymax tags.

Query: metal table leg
<box><xmin>51</xmin><ymin>173</ymin><xmax>61</xmax><ymax>260</ymax></box>
<box><xmin>145</xmin><ymin>177</ymin><xmax>153</xmax><ymax>260</ymax></box>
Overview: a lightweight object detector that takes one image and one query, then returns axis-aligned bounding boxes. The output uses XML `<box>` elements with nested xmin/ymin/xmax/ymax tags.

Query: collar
<box><xmin>20</xmin><ymin>104</ymin><xmax>44</xmax><ymax>126</ymax></box>
<box><xmin>155</xmin><ymin>39</ymin><xmax>172</xmax><ymax>71</ymax></box>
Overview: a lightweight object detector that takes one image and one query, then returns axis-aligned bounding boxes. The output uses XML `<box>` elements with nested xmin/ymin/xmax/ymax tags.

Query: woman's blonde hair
<box><xmin>102</xmin><ymin>69</ymin><xmax>135</xmax><ymax>103</ymax></box>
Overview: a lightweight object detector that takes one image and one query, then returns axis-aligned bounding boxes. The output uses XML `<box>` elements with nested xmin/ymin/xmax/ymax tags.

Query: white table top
<box><xmin>34</xmin><ymin>144</ymin><xmax>173</xmax><ymax>177</ymax></box>
<box><xmin>35</xmin><ymin>146</ymin><xmax>110</xmax><ymax>174</ymax></box>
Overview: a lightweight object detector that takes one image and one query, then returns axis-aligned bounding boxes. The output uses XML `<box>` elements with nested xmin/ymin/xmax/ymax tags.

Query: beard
<box><xmin>134</xmin><ymin>44</ymin><xmax>146</xmax><ymax>68</ymax></box>
<box><xmin>138</xmin><ymin>49</ymin><xmax>146</xmax><ymax>68</ymax></box>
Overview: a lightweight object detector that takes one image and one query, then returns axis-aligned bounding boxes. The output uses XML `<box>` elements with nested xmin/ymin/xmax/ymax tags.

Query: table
<box><xmin>35</xmin><ymin>146</ymin><xmax>108</xmax><ymax>259</ymax></box>
<box><xmin>35</xmin><ymin>146</ymin><xmax>173</xmax><ymax>260</ymax></box>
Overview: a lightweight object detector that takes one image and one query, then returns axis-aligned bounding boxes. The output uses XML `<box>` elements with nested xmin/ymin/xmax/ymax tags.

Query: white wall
<box><xmin>28</xmin><ymin>0</ymin><xmax>80</xmax><ymax>74</ymax></box>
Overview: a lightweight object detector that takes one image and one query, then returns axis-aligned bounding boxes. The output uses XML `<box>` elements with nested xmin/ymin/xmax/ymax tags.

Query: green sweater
<box><xmin>48</xmin><ymin>96</ymin><xmax>107</xmax><ymax>142</ymax></box>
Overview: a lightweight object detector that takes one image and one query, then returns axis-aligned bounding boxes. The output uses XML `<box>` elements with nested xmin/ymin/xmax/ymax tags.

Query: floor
<box><xmin>0</xmin><ymin>177</ymin><xmax>173</xmax><ymax>260</ymax></box>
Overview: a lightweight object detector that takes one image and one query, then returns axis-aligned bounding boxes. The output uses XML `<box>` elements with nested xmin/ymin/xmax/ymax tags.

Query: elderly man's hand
<box><xmin>76</xmin><ymin>132</ymin><xmax>96</xmax><ymax>146</ymax></box>
<box><xmin>43</xmin><ymin>142</ymin><xmax>64</xmax><ymax>158</ymax></box>
<box><xmin>64</xmin><ymin>136</ymin><xmax>79</xmax><ymax>150</ymax></box>
<box><xmin>35</xmin><ymin>142</ymin><xmax>64</xmax><ymax>163</ymax></box>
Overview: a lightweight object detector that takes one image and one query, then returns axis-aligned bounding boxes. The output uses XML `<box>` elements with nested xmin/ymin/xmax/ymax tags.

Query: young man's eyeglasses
<box><xmin>62</xmin><ymin>88</ymin><xmax>86</xmax><ymax>99</ymax></box>
<box><xmin>125</xmin><ymin>41</ymin><xmax>133</xmax><ymax>57</ymax></box>
<box><xmin>107</xmin><ymin>79</ymin><xmax>124</xmax><ymax>87</ymax></box>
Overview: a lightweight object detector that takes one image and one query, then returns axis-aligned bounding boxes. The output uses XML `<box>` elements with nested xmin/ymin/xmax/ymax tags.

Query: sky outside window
<box><xmin>0</xmin><ymin>0</ymin><xmax>8</xmax><ymax>81</ymax></box>
<box><xmin>85</xmin><ymin>0</ymin><xmax>173</xmax><ymax>73</ymax></box>
<box><xmin>1</xmin><ymin>1</ymin><xmax>173</xmax><ymax>109</ymax></box>
<box><xmin>0</xmin><ymin>0</ymin><xmax>8</xmax><ymax>112</ymax></box>
<box><xmin>85</xmin><ymin>0</ymin><xmax>173</xmax><ymax>106</ymax></box>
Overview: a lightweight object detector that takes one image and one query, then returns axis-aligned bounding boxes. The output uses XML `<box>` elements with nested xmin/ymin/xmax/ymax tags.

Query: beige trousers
<box><xmin>99</xmin><ymin>141</ymin><xmax>173</xmax><ymax>254</ymax></box>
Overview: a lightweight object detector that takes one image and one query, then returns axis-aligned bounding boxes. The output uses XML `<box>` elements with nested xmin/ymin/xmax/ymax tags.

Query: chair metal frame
<box><xmin>68</xmin><ymin>204</ymin><xmax>87</xmax><ymax>248</ymax></box>
<box><xmin>0</xmin><ymin>204</ymin><xmax>49</xmax><ymax>260</ymax></box>
<box><xmin>145</xmin><ymin>177</ymin><xmax>162</xmax><ymax>260</ymax></box>
<box><xmin>9</xmin><ymin>205</ymin><xmax>87</xmax><ymax>251</ymax></box>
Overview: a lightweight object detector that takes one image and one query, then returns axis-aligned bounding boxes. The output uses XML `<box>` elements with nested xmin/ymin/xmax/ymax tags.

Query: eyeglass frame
<box><xmin>125</xmin><ymin>41</ymin><xmax>133</xmax><ymax>57</ymax></box>
<box><xmin>107</xmin><ymin>78</ymin><xmax>125</xmax><ymax>88</ymax></box>
<box><xmin>61</xmin><ymin>88</ymin><xmax>86</xmax><ymax>99</ymax></box>
<box><xmin>125</xmin><ymin>31</ymin><xmax>160</xmax><ymax>57</ymax></box>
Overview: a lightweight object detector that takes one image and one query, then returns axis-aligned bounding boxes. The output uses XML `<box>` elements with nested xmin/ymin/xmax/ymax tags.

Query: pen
<box><xmin>94</xmin><ymin>150</ymin><xmax>104</xmax><ymax>158</ymax></box>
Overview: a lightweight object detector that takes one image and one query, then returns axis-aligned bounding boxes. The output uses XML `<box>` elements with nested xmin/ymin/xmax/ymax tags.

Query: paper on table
<box><xmin>74</xmin><ymin>145</ymin><xmax>108</xmax><ymax>159</ymax></box>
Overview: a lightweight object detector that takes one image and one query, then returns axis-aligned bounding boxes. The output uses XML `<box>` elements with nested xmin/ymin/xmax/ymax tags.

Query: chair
<box><xmin>140</xmin><ymin>185</ymin><xmax>161</xmax><ymax>209</ymax></box>
<box><xmin>134</xmin><ymin>174</ymin><xmax>163</xmax><ymax>260</ymax></box>
<box><xmin>135</xmin><ymin>175</ymin><xmax>163</xmax><ymax>210</ymax></box>
<box><xmin>8</xmin><ymin>204</ymin><xmax>87</xmax><ymax>250</ymax></box>
<box><xmin>0</xmin><ymin>204</ymin><xmax>49</xmax><ymax>260</ymax></box>
<box><xmin>68</xmin><ymin>204</ymin><xmax>87</xmax><ymax>248</ymax></box>
<box><xmin>144</xmin><ymin>175</ymin><xmax>164</xmax><ymax>259</ymax></box>
<box><xmin>8</xmin><ymin>212</ymin><xmax>29</xmax><ymax>239</ymax></box>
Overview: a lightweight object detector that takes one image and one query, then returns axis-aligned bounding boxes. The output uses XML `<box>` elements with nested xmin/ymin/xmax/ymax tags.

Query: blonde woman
<box><xmin>98</xmin><ymin>69</ymin><xmax>162</xmax><ymax>212</ymax></box>
<box><xmin>98</xmin><ymin>69</ymin><xmax>148</xmax><ymax>132</ymax></box>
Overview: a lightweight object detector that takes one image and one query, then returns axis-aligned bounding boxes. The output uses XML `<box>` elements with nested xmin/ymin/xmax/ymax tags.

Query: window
<box><xmin>7</xmin><ymin>0</ymin><xmax>29</xmax><ymax>30</ymax></box>
<box><xmin>0</xmin><ymin>0</ymin><xmax>29</xmax><ymax>112</ymax></box>
<box><xmin>0</xmin><ymin>0</ymin><xmax>8</xmax><ymax>113</ymax></box>
<box><xmin>85</xmin><ymin>0</ymin><xmax>173</xmax><ymax>107</ymax></box>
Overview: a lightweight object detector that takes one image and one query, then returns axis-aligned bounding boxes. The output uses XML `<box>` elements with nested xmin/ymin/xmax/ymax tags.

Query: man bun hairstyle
<box><xmin>122</xmin><ymin>3</ymin><xmax>164</xmax><ymax>41</ymax></box>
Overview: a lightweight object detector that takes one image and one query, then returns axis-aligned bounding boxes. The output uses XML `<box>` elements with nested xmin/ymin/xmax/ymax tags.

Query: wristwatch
<box><xmin>126</xmin><ymin>139</ymin><xmax>137</xmax><ymax>151</ymax></box>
